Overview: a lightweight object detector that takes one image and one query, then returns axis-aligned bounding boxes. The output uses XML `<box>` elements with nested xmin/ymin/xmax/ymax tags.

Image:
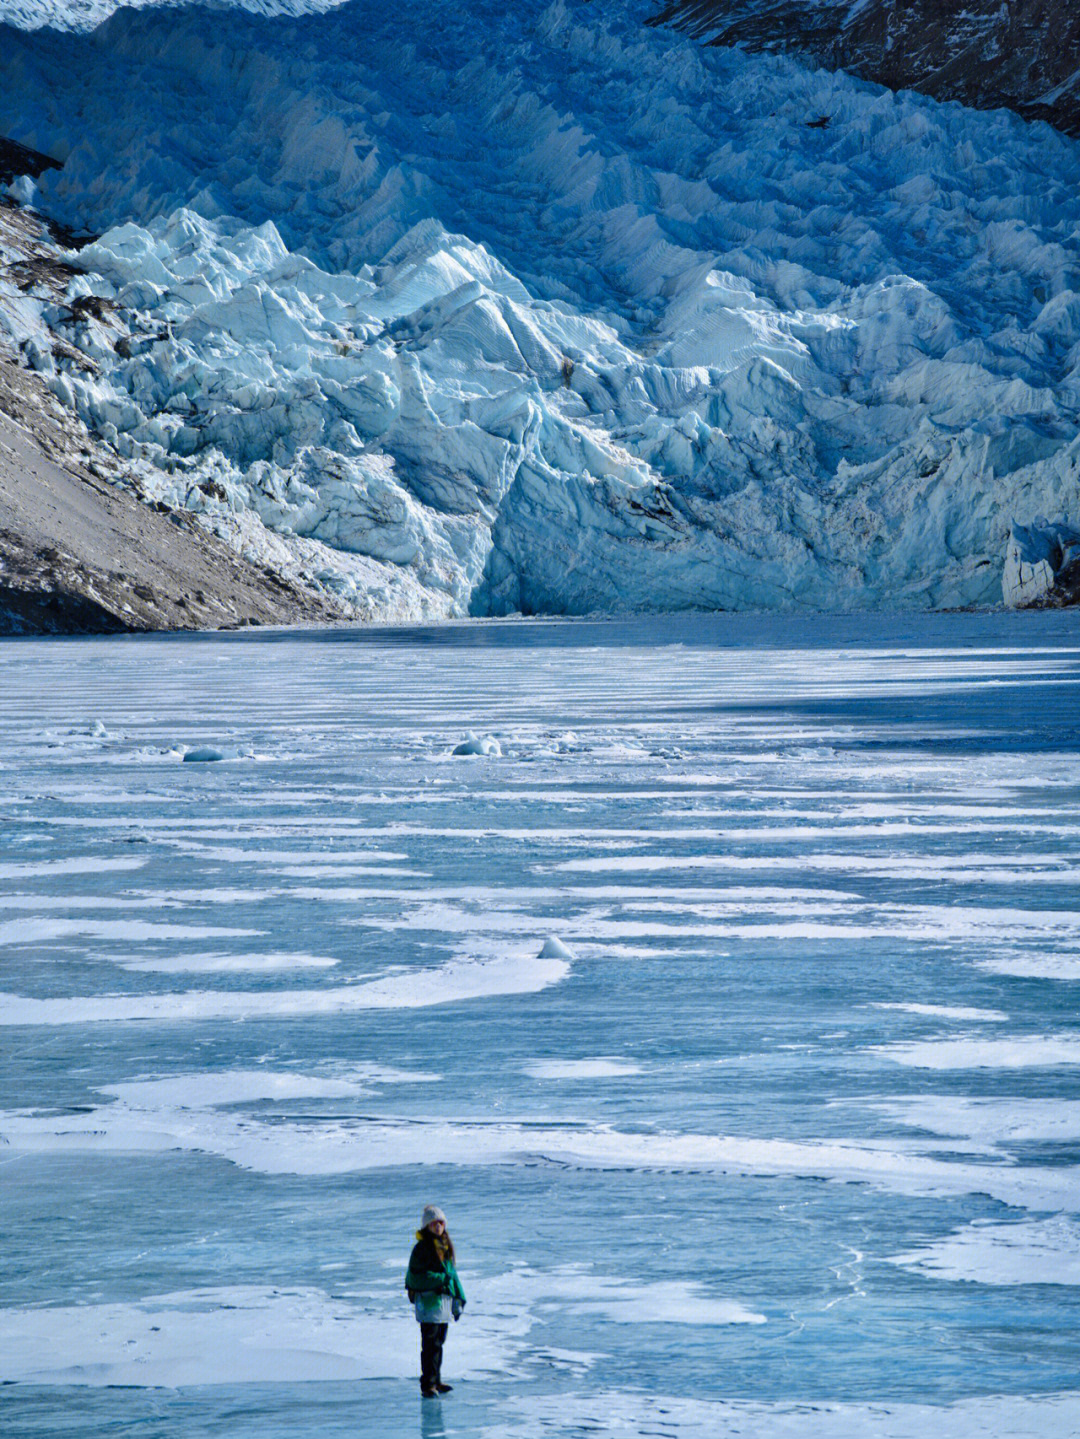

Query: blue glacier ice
<box><xmin>2</xmin><ymin>0</ymin><xmax>1080</xmax><ymax>615</ymax></box>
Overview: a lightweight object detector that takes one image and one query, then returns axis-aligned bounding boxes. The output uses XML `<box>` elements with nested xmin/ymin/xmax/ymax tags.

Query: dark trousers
<box><xmin>420</xmin><ymin>1322</ymin><xmax>447</xmax><ymax>1390</ymax></box>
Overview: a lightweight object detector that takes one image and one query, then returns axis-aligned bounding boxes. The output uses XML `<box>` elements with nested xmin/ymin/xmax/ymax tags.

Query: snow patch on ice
<box><xmin>0</xmin><ymin>948</ymin><xmax>570</xmax><ymax>1024</ymax></box>
<box><xmin>490</xmin><ymin>1266</ymin><xmax>764</xmax><ymax>1325</ymax></box>
<box><xmin>99</xmin><ymin>1067</ymin><xmax>437</xmax><ymax>1108</ymax></box>
<box><xmin>0</xmin><ymin>916</ymin><xmax>261</xmax><ymax>946</ymax></box>
<box><xmin>0</xmin><ymin>1284</ymin><xmax>514</xmax><ymax>1388</ymax></box>
<box><xmin>889</xmin><ymin>1216</ymin><xmax>1080</xmax><ymax>1286</ymax></box>
<box><xmin>2</xmin><ymin>1105</ymin><xmax>1075</xmax><ymax>1212</ymax></box>
<box><xmin>869</xmin><ymin>1002</ymin><xmax>1009</xmax><ymax>1022</ymax></box>
<box><xmin>118</xmin><ymin>950</ymin><xmax>340</xmax><ymax>973</ymax></box>
<box><xmin>0</xmin><ymin>856</ymin><xmax>147</xmax><ymax>878</ymax></box>
<box><xmin>875</xmin><ymin>1034</ymin><xmax>1080</xmax><ymax>1069</ymax></box>
<box><xmin>868</xmin><ymin>1096</ymin><xmax>1080</xmax><ymax>1143</ymax></box>
<box><xmin>523</xmin><ymin>1058</ymin><xmax>642</xmax><ymax>1080</ymax></box>
<box><xmin>976</xmin><ymin>952</ymin><xmax>1080</xmax><ymax>981</ymax></box>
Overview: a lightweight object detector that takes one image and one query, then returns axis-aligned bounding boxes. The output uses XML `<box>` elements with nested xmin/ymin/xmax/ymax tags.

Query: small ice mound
<box><xmin>539</xmin><ymin>935</ymin><xmax>575</xmax><ymax>960</ymax></box>
<box><xmin>182</xmin><ymin>746</ymin><xmax>226</xmax><ymax>763</ymax></box>
<box><xmin>524</xmin><ymin>1057</ymin><xmax>641</xmax><ymax>1080</ymax></box>
<box><xmin>451</xmin><ymin>730</ymin><xmax>502</xmax><ymax>757</ymax></box>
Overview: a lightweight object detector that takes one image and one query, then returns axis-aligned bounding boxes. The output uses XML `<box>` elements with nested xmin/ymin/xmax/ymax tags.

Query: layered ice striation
<box><xmin>1002</xmin><ymin>517</ymin><xmax>1080</xmax><ymax>607</ymax></box>
<box><xmin>3</xmin><ymin>0</ymin><xmax>1080</xmax><ymax>615</ymax></box>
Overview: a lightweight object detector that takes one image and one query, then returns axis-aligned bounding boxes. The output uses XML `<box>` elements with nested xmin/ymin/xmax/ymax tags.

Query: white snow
<box><xmin>0</xmin><ymin>1284</ymin><xmax>517</xmax><ymax>1387</ymax></box>
<box><xmin>118</xmin><ymin>949</ymin><xmax>340</xmax><ymax>972</ymax></box>
<box><xmin>868</xmin><ymin>1002</ymin><xmax>1009</xmax><ymax>1022</ymax></box>
<box><xmin>3</xmin><ymin>1102</ymin><xmax>1076</xmax><ymax>1213</ymax></box>
<box><xmin>0</xmin><ymin>948</ymin><xmax>570</xmax><ymax>1022</ymax></box>
<box><xmin>99</xmin><ymin>1067</ymin><xmax>436</xmax><ymax>1107</ymax></box>
<box><xmin>976</xmin><ymin>952</ymin><xmax>1080</xmax><ymax>980</ymax></box>
<box><xmin>2</xmin><ymin>0</ymin><xmax>1080</xmax><ymax>615</ymax></box>
<box><xmin>522</xmin><ymin>1058</ymin><xmax>642</xmax><ymax>1079</ymax></box>
<box><xmin>875</xmin><ymin>1035</ymin><xmax>1080</xmax><ymax>1069</ymax></box>
<box><xmin>889</xmin><ymin>1216</ymin><xmax>1080</xmax><ymax>1287</ymax></box>
<box><xmin>488</xmin><ymin>1266</ymin><xmax>765</xmax><ymax>1325</ymax></box>
<box><xmin>868</xmin><ymin>1096</ymin><xmax>1080</xmax><ymax>1143</ymax></box>
<box><xmin>0</xmin><ymin>856</ymin><xmax>147</xmax><ymax>877</ymax></box>
<box><xmin>0</xmin><ymin>916</ymin><xmax>262</xmax><ymax>946</ymax></box>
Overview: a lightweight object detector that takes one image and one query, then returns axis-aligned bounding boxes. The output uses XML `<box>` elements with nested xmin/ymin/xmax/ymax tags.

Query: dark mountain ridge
<box><xmin>652</xmin><ymin>0</ymin><xmax>1080</xmax><ymax>136</ymax></box>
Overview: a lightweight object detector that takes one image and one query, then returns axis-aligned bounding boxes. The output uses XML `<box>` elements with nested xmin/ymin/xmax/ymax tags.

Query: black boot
<box><xmin>420</xmin><ymin>1322</ymin><xmax>447</xmax><ymax>1396</ymax></box>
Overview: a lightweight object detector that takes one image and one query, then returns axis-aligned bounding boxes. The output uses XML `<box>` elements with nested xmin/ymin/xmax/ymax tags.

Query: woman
<box><xmin>405</xmin><ymin>1204</ymin><xmax>467</xmax><ymax>1397</ymax></box>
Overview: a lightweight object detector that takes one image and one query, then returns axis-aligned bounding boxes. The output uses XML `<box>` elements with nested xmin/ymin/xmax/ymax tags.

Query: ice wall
<box><xmin>2</xmin><ymin>0</ymin><xmax>1079</xmax><ymax>616</ymax></box>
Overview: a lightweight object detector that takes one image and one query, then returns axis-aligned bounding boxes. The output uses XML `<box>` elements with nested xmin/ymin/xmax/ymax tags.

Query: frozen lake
<box><xmin>2</xmin><ymin>611</ymin><xmax>1080</xmax><ymax>1438</ymax></box>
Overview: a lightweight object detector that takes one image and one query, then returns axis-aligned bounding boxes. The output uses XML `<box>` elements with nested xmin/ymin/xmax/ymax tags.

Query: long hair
<box><xmin>418</xmin><ymin>1225</ymin><xmax>455</xmax><ymax>1265</ymax></box>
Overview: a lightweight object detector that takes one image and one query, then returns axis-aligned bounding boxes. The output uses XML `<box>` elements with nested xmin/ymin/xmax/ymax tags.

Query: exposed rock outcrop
<box><xmin>652</xmin><ymin>0</ymin><xmax>1080</xmax><ymax>137</ymax></box>
<box><xmin>0</xmin><ymin>195</ymin><xmax>345</xmax><ymax>634</ymax></box>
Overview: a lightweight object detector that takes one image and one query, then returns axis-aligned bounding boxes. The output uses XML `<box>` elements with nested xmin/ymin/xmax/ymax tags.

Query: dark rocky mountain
<box><xmin>651</xmin><ymin>0</ymin><xmax>1080</xmax><ymax>136</ymax></box>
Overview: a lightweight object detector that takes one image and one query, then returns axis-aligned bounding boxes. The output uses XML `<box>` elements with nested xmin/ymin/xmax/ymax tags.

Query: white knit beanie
<box><xmin>422</xmin><ymin>1205</ymin><xmax>446</xmax><ymax>1228</ymax></box>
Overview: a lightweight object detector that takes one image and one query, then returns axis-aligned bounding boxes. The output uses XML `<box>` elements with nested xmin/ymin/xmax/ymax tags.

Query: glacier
<box><xmin>3</xmin><ymin>0</ymin><xmax>1080</xmax><ymax>616</ymax></box>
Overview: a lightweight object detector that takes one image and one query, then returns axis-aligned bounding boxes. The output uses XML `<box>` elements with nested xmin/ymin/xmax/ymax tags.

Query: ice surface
<box><xmin>0</xmin><ymin>1283</ymin><xmax>518</xmax><ymax>1386</ymax></box>
<box><xmin>522</xmin><ymin>1058</ymin><xmax>642</xmax><ymax>1079</ymax></box>
<box><xmin>890</xmin><ymin>1217</ymin><xmax>1080</xmax><ymax>1286</ymax></box>
<box><xmin>118</xmin><ymin>949</ymin><xmax>341</xmax><ymax>972</ymax></box>
<box><xmin>976</xmin><ymin>952</ymin><xmax>1080</xmax><ymax>980</ymax></box>
<box><xmin>490</xmin><ymin>1391</ymin><xmax>1080</xmax><ymax>1439</ymax></box>
<box><xmin>2</xmin><ymin>612</ymin><xmax>1079</xmax><ymax>1436</ymax></box>
<box><xmin>0</xmin><ymin>948</ymin><xmax>570</xmax><ymax>1022</ymax></box>
<box><xmin>869</xmin><ymin>1002</ymin><xmax>1010</xmax><ymax>1022</ymax></box>
<box><xmin>876</xmin><ymin>1035</ymin><xmax>1080</xmax><ymax>1069</ymax></box>
<box><xmin>2</xmin><ymin>0</ymin><xmax>1080</xmax><ymax>615</ymax></box>
<box><xmin>868</xmin><ymin>1097</ymin><xmax>1080</xmax><ymax>1143</ymax></box>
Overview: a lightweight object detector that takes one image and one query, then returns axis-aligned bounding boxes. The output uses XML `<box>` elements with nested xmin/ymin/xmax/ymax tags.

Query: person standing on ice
<box><xmin>405</xmin><ymin>1205</ymin><xmax>466</xmax><ymax>1397</ymax></box>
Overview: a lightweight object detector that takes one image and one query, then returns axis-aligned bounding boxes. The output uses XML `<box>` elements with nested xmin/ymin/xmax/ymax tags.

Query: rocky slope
<box><xmin>651</xmin><ymin>0</ymin><xmax>1080</xmax><ymax>137</ymax></box>
<box><xmin>0</xmin><ymin>196</ymin><xmax>345</xmax><ymax>633</ymax></box>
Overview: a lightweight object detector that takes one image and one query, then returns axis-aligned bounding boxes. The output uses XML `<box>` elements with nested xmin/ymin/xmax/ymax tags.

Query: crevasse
<box><xmin>2</xmin><ymin>0</ymin><xmax>1079</xmax><ymax>616</ymax></box>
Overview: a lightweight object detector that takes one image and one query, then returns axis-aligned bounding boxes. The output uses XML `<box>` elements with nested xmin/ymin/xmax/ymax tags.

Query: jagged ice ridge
<box><xmin>2</xmin><ymin>0</ymin><xmax>1080</xmax><ymax>616</ymax></box>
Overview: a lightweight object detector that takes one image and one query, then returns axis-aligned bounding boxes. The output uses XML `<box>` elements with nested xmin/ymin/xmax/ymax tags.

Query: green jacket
<box><xmin>405</xmin><ymin>1232</ymin><xmax>466</xmax><ymax>1317</ymax></box>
